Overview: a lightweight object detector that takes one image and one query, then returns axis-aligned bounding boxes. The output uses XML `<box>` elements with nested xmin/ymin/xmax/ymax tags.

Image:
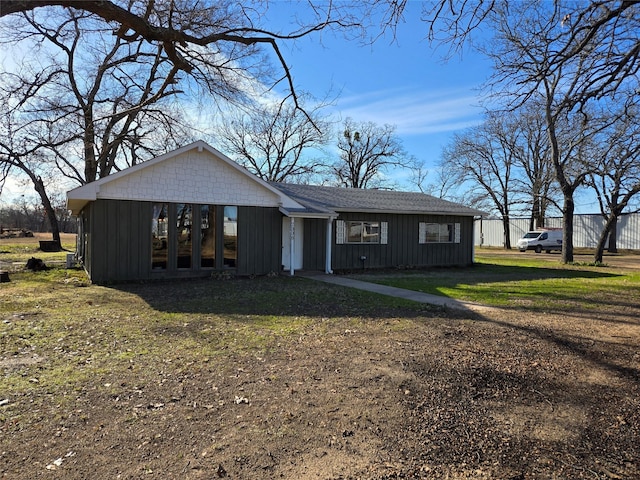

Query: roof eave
<box><xmin>279</xmin><ymin>206</ymin><xmax>337</xmax><ymax>219</ymax></box>
<box><xmin>333</xmin><ymin>208</ymin><xmax>486</xmax><ymax>217</ymax></box>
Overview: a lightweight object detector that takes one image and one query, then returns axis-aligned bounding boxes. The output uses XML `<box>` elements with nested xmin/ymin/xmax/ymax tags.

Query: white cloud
<box><xmin>1</xmin><ymin>176</ymin><xmax>30</xmax><ymax>204</ymax></box>
<box><xmin>337</xmin><ymin>86</ymin><xmax>484</xmax><ymax>135</ymax></box>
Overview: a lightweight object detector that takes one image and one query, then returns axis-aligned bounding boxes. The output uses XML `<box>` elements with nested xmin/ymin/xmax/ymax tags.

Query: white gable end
<box><xmin>97</xmin><ymin>148</ymin><xmax>281</xmax><ymax>207</ymax></box>
<box><xmin>67</xmin><ymin>141</ymin><xmax>306</xmax><ymax>214</ymax></box>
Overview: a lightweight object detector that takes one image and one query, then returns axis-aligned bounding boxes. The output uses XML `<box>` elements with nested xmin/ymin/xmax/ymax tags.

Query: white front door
<box><xmin>282</xmin><ymin>217</ymin><xmax>304</xmax><ymax>271</ymax></box>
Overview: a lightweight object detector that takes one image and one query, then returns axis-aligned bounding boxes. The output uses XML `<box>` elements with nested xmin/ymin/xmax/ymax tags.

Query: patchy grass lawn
<box><xmin>1</xmin><ymin>242</ymin><xmax>639</xmax><ymax>479</ymax></box>
<box><xmin>355</xmin><ymin>252</ymin><xmax>640</xmax><ymax>312</ymax></box>
<box><xmin>0</xmin><ymin>233</ymin><xmax>76</xmax><ymax>270</ymax></box>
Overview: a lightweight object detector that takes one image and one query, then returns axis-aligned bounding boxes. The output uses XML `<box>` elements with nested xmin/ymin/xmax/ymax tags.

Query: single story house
<box><xmin>67</xmin><ymin>140</ymin><xmax>484</xmax><ymax>283</ymax></box>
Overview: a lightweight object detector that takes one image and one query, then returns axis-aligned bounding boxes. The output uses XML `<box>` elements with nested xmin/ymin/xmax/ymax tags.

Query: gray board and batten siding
<box><xmin>238</xmin><ymin>205</ymin><xmax>282</xmax><ymax>276</ymax></box>
<box><xmin>78</xmin><ymin>200</ymin><xmax>149</xmax><ymax>283</ymax></box>
<box><xmin>301</xmin><ymin>214</ymin><xmax>475</xmax><ymax>272</ymax></box>
<box><xmin>79</xmin><ymin>199</ymin><xmax>283</xmax><ymax>283</ymax></box>
<box><xmin>330</xmin><ymin>212</ymin><xmax>476</xmax><ymax>271</ymax></box>
<box><xmin>67</xmin><ymin>141</ymin><xmax>485</xmax><ymax>283</ymax></box>
<box><xmin>302</xmin><ymin>218</ymin><xmax>328</xmax><ymax>272</ymax></box>
<box><xmin>81</xmin><ymin>199</ymin><xmax>475</xmax><ymax>283</ymax></box>
<box><xmin>275</xmin><ymin>182</ymin><xmax>481</xmax><ymax>272</ymax></box>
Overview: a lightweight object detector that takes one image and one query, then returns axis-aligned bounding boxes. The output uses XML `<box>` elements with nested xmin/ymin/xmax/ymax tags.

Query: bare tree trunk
<box><xmin>562</xmin><ymin>197</ymin><xmax>574</xmax><ymax>263</ymax></box>
<box><xmin>83</xmin><ymin>113</ymin><xmax>98</xmax><ymax>183</ymax></box>
<box><xmin>594</xmin><ymin>215</ymin><xmax>619</xmax><ymax>263</ymax></box>
<box><xmin>529</xmin><ymin>201</ymin><xmax>537</xmax><ymax>231</ymax></box>
<box><xmin>532</xmin><ymin>195</ymin><xmax>545</xmax><ymax>229</ymax></box>
<box><xmin>607</xmin><ymin>219</ymin><xmax>618</xmax><ymax>253</ymax></box>
<box><xmin>502</xmin><ymin>216</ymin><xmax>512</xmax><ymax>249</ymax></box>
<box><xmin>33</xmin><ymin>176</ymin><xmax>62</xmax><ymax>249</ymax></box>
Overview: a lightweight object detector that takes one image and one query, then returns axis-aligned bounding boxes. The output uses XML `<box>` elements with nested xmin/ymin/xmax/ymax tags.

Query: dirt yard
<box><xmin>1</xmin><ymin>249</ymin><xmax>639</xmax><ymax>479</ymax></box>
<box><xmin>0</xmin><ymin>232</ymin><xmax>76</xmax><ymax>244</ymax></box>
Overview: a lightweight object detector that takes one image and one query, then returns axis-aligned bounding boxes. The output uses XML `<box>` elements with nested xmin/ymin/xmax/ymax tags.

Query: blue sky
<box><xmin>274</xmin><ymin>1</ymin><xmax>492</xmax><ymax>185</ymax></box>
<box><xmin>1</xmin><ymin>2</ymin><xmax>601</xmax><ymax>214</ymax></box>
<box><xmin>271</xmin><ymin>3</ymin><xmax>601</xmax><ymax>214</ymax></box>
<box><xmin>4</xmin><ymin>2</ymin><xmax>493</xmax><ymax>204</ymax></box>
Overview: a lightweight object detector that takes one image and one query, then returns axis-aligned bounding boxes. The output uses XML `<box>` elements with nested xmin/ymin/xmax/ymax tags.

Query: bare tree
<box><xmin>423</xmin><ymin>1</ymin><xmax>640</xmax><ymax>104</ymax></box>
<box><xmin>0</xmin><ymin>1</ymin><xmax>410</xmax><ymax>247</ymax></box>
<box><xmin>0</xmin><ymin>155</ymin><xmax>65</xmax><ymax>245</ymax></box>
<box><xmin>441</xmin><ymin>111</ymin><xmax>525</xmax><ymax>249</ymax></box>
<box><xmin>422</xmin><ymin>0</ymin><xmax>640</xmax><ymax>262</ymax></box>
<box><xmin>588</xmin><ymin>103</ymin><xmax>640</xmax><ymax>263</ymax></box>
<box><xmin>332</xmin><ymin>118</ymin><xmax>408</xmax><ymax>189</ymax></box>
<box><xmin>0</xmin><ymin>7</ymin><xmax>194</xmax><ymax>246</ymax></box>
<box><xmin>483</xmin><ymin>2</ymin><xmax>639</xmax><ymax>262</ymax></box>
<box><xmin>1</xmin><ymin>8</ymin><xmax>192</xmax><ymax>183</ymax></box>
<box><xmin>510</xmin><ymin>103</ymin><xmax>559</xmax><ymax>231</ymax></box>
<box><xmin>407</xmin><ymin>161</ymin><xmax>473</xmax><ymax>208</ymax></box>
<box><xmin>216</xmin><ymin>98</ymin><xmax>331</xmax><ymax>183</ymax></box>
<box><xmin>0</xmin><ymin>102</ymin><xmax>68</xmax><ymax>246</ymax></box>
<box><xmin>407</xmin><ymin>159</ymin><xmax>429</xmax><ymax>194</ymax></box>
<box><xmin>1</xmin><ymin>0</ymin><xmax>406</xmax><ymax>112</ymax></box>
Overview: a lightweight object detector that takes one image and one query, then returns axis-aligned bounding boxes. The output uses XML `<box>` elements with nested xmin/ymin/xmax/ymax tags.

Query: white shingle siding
<box><xmin>97</xmin><ymin>150</ymin><xmax>281</xmax><ymax>207</ymax></box>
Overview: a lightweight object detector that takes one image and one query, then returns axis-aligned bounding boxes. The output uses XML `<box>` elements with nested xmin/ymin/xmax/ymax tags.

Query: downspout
<box><xmin>474</xmin><ymin>216</ymin><xmax>482</xmax><ymax>263</ymax></box>
<box><xmin>289</xmin><ymin>216</ymin><xmax>295</xmax><ymax>276</ymax></box>
<box><xmin>325</xmin><ymin>217</ymin><xmax>334</xmax><ymax>274</ymax></box>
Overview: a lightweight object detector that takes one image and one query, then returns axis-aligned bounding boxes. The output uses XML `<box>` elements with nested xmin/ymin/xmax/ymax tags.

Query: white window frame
<box><xmin>336</xmin><ymin>220</ymin><xmax>388</xmax><ymax>245</ymax></box>
<box><xmin>419</xmin><ymin>222</ymin><xmax>461</xmax><ymax>244</ymax></box>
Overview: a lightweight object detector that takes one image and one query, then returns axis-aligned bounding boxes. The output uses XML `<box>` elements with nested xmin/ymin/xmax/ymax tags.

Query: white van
<box><xmin>517</xmin><ymin>230</ymin><xmax>563</xmax><ymax>253</ymax></box>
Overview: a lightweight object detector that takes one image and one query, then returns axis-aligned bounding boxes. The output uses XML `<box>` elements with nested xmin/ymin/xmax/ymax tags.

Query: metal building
<box><xmin>475</xmin><ymin>214</ymin><xmax>640</xmax><ymax>250</ymax></box>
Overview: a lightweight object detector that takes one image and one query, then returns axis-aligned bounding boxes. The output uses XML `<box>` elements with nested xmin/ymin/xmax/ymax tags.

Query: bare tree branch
<box><xmin>333</xmin><ymin>118</ymin><xmax>408</xmax><ymax>189</ymax></box>
<box><xmin>217</xmin><ymin>96</ymin><xmax>332</xmax><ymax>183</ymax></box>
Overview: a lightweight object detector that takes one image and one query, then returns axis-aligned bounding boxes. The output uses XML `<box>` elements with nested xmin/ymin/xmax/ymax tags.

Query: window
<box><xmin>346</xmin><ymin>221</ymin><xmax>380</xmax><ymax>243</ymax></box>
<box><xmin>336</xmin><ymin>220</ymin><xmax>388</xmax><ymax>244</ymax></box>
<box><xmin>151</xmin><ymin>203</ymin><xmax>168</xmax><ymax>269</ymax></box>
<box><xmin>419</xmin><ymin>222</ymin><xmax>461</xmax><ymax>244</ymax></box>
<box><xmin>151</xmin><ymin>203</ymin><xmax>238</xmax><ymax>272</ymax></box>
<box><xmin>176</xmin><ymin>204</ymin><xmax>192</xmax><ymax>269</ymax></box>
<box><xmin>200</xmin><ymin>205</ymin><xmax>215</xmax><ymax>268</ymax></box>
<box><xmin>223</xmin><ymin>206</ymin><xmax>237</xmax><ymax>268</ymax></box>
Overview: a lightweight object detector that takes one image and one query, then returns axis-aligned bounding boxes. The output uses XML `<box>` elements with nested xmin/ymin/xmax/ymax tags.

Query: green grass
<box><xmin>3</xmin><ymin>249</ymin><xmax>639</xmax><ymax>408</ymax></box>
<box><xmin>0</xmin><ymin>266</ymin><xmax>429</xmax><ymax>401</ymax></box>
<box><xmin>0</xmin><ymin>238</ymin><xmax>76</xmax><ymax>266</ymax></box>
<box><xmin>1</xmin><ymin>251</ymin><xmax>638</xmax><ymax>452</ymax></box>
<box><xmin>356</xmin><ymin>254</ymin><xmax>640</xmax><ymax>312</ymax></box>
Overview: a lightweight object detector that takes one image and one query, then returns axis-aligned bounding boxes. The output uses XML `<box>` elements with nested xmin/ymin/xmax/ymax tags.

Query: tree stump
<box><xmin>0</xmin><ymin>271</ymin><xmax>9</xmax><ymax>283</ymax></box>
<box><xmin>39</xmin><ymin>241</ymin><xmax>61</xmax><ymax>252</ymax></box>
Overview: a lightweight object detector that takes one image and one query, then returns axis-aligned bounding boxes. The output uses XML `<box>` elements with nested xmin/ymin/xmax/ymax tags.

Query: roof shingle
<box><xmin>271</xmin><ymin>183</ymin><xmax>484</xmax><ymax>217</ymax></box>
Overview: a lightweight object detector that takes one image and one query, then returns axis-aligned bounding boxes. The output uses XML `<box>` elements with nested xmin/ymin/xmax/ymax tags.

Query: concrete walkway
<box><xmin>300</xmin><ymin>273</ymin><xmax>484</xmax><ymax>312</ymax></box>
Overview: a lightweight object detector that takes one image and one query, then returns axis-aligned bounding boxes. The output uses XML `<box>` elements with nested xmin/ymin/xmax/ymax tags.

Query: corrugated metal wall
<box><xmin>475</xmin><ymin>214</ymin><xmax>640</xmax><ymax>249</ymax></box>
<box><xmin>618</xmin><ymin>214</ymin><xmax>640</xmax><ymax>250</ymax></box>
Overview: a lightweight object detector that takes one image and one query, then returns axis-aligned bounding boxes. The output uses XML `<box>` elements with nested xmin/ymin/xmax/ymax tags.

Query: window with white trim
<box><xmin>419</xmin><ymin>222</ymin><xmax>461</xmax><ymax>244</ymax></box>
<box><xmin>336</xmin><ymin>220</ymin><xmax>388</xmax><ymax>244</ymax></box>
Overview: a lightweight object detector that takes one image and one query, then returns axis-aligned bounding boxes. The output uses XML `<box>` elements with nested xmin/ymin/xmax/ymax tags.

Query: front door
<box><xmin>282</xmin><ymin>217</ymin><xmax>304</xmax><ymax>271</ymax></box>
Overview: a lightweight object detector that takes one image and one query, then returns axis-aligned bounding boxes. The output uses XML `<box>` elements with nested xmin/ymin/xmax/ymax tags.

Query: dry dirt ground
<box><xmin>1</xmin><ymin>248</ymin><xmax>639</xmax><ymax>479</ymax></box>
